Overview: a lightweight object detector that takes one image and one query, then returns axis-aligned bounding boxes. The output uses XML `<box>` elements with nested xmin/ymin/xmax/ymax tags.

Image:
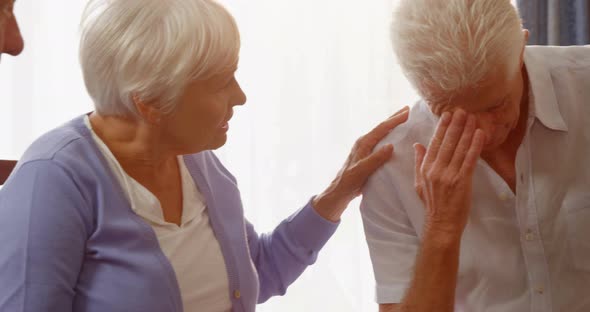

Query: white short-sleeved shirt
<box><xmin>361</xmin><ymin>46</ymin><xmax>590</xmax><ymax>312</ymax></box>
<box><xmin>84</xmin><ymin>116</ymin><xmax>232</xmax><ymax>312</ymax></box>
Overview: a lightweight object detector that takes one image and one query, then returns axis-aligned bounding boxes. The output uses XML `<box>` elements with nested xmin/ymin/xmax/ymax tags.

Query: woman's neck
<box><xmin>88</xmin><ymin>112</ymin><xmax>178</xmax><ymax>182</ymax></box>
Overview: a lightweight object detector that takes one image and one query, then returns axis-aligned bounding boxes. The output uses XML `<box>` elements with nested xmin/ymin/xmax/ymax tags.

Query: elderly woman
<box><xmin>0</xmin><ymin>0</ymin><xmax>408</xmax><ymax>311</ymax></box>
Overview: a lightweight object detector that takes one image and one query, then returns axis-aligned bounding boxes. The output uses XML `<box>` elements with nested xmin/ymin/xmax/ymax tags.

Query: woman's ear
<box><xmin>132</xmin><ymin>94</ymin><xmax>162</xmax><ymax>125</ymax></box>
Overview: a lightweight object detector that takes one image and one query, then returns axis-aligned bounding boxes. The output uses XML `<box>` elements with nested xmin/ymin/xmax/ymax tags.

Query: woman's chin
<box><xmin>208</xmin><ymin>134</ymin><xmax>228</xmax><ymax>150</ymax></box>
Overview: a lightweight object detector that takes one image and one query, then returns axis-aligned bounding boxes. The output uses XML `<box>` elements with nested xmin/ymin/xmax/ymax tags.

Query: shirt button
<box><xmin>520</xmin><ymin>174</ymin><xmax>525</xmax><ymax>183</ymax></box>
<box><xmin>525</xmin><ymin>229</ymin><xmax>535</xmax><ymax>241</ymax></box>
<box><xmin>536</xmin><ymin>286</ymin><xmax>544</xmax><ymax>294</ymax></box>
<box><xmin>234</xmin><ymin>290</ymin><xmax>241</xmax><ymax>299</ymax></box>
<box><xmin>499</xmin><ymin>192</ymin><xmax>509</xmax><ymax>201</ymax></box>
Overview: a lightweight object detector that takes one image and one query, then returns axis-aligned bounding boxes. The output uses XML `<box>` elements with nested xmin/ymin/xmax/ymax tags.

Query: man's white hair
<box><xmin>391</xmin><ymin>0</ymin><xmax>523</xmax><ymax>102</ymax></box>
<box><xmin>79</xmin><ymin>0</ymin><xmax>240</xmax><ymax>117</ymax></box>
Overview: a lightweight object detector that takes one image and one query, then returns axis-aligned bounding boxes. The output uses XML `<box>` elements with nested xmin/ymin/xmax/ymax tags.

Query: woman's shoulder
<box><xmin>19</xmin><ymin>115</ymin><xmax>93</xmax><ymax>164</ymax></box>
<box><xmin>7</xmin><ymin>115</ymin><xmax>107</xmax><ymax>199</ymax></box>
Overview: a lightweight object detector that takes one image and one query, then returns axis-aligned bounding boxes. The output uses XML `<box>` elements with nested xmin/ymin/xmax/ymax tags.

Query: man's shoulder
<box><xmin>361</xmin><ymin>102</ymin><xmax>433</xmax><ymax>233</ymax></box>
<box><xmin>526</xmin><ymin>45</ymin><xmax>590</xmax><ymax>68</ymax></box>
<box><xmin>375</xmin><ymin>101</ymin><xmax>436</xmax><ymax>171</ymax></box>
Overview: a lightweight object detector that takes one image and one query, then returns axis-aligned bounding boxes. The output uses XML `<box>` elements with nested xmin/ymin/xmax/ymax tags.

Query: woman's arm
<box><xmin>0</xmin><ymin>160</ymin><xmax>90</xmax><ymax>311</ymax></box>
<box><xmin>245</xmin><ymin>201</ymin><xmax>338</xmax><ymax>303</ymax></box>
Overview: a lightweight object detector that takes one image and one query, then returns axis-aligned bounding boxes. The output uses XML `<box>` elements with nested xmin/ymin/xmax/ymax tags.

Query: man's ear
<box><xmin>519</xmin><ymin>29</ymin><xmax>530</xmax><ymax>68</ymax></box>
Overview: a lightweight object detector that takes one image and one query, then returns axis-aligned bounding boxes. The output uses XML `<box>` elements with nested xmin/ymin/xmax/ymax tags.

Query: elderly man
<box><xmin>361</xmin><ymin>0</ymin><xmax>590</xmax><ymax>311</ymax></box>
<box><xmin>0</xmin><ymin>0</ymin><xmax>24</xmax><ymax>59</ymax></box>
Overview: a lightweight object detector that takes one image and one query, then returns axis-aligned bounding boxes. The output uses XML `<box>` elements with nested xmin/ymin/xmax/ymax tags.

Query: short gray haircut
<box><xmin>391</xmin><ymin>0</ymin><xmax>523</xmax><ymax>102</ymax></box>
<box><xmin>80</xmin><ymin>0</ymin><xmax>240</xmax><ymax>117</ymax></box>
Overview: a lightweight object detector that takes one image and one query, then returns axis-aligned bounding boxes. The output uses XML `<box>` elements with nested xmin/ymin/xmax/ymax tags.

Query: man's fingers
<box><xmin>414</xmin><ymin>143</ymin><xmax>426</xmax><ymax>180</ymax></box>
<box><xmin>435</xmin><ymin>110</ymin><xmax>468</xmax><ymax>166</ymax></box>
<box><xmin>424</xmin><ymin>111</ymin><xmax>451</xmax><ymax>166</ymax></box>
<box><xmin>413</xmin><ymin>143</ymin><xmax>427</xmax><ymax>199</ymax></box>
<box><xmin>459</xmin><ymin>129</ymin><xmax>486</xmax><ymax>178</ymax></box>
<box><xmin>448</xmin><ymin>114</ymin><xmax>476</xmax><ymax>172</ymax></box>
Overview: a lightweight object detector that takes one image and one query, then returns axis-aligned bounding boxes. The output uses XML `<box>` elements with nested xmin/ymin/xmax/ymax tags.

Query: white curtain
<box><xmin>0</xmin><ymin>1</ymin><xmax>420</xmax><ymax>311</ymax></box>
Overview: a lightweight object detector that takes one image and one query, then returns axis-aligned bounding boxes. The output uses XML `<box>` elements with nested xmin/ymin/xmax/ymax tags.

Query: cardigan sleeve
<box><xmin>245</xmin><ymin>199</ymin><xmax>339</xmax><ymax>303</ymax></box>
<box><xmin>0</xmin><ymin>160</ymin><xmax>91</xmax><ymax>312</ymax></box>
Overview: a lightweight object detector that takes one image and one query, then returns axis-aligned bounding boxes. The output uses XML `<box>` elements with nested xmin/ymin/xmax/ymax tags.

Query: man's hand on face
<box><xmin>413</xmin><ymin>109</ymin><xmax>486</xmax><ymax>243</ymax></box>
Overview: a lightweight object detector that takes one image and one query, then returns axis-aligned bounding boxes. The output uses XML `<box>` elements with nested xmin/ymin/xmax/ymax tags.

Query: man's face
<box><xmin>0</xmin><ymin>0</ymin><xmax>24</xmax><ymax>60</ymax></box>
<box><xmin>427</xmin><ymin>66</ymin><xmax>525</xmax><ymax>152</ymax></box>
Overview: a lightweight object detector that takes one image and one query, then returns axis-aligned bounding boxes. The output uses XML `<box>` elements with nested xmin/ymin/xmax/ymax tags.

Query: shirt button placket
<box><xmin>525</xmin><ymin>229</ymin><xmax>535</xmax><ymax>241</ymax></box>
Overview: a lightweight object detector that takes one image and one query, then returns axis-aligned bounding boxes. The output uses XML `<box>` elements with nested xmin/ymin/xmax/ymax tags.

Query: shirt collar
<box><xmin>524</xmin><ymin>47</ymin><xmax>568</xmax><ymax>132</ymax></box>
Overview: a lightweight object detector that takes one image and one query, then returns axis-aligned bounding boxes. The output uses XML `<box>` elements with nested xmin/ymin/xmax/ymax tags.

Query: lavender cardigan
<box><xmin>0</xmin><ymin>115</ymin><xmax>339</xmax><ymax>312</ymax></box>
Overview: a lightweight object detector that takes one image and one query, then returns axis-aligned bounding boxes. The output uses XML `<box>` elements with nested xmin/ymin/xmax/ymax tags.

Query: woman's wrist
<box><xmin>311</xmin><ymin>189</ymin><xmax>350</xmax><ymax>222</ymax></box>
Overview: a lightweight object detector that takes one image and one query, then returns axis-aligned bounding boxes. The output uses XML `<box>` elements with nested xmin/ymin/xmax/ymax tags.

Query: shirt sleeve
<box><xmin>0</xmin><ymin>160</ymin><xmax>90</xmax><ymax>312</ymax></box>
<box><xmin>360</xmin><ymin>165</ymin><xmax>420</xmax><ymax>304</ymax></box>
<box><xmin>245</xmin><ymin>199</ymin><xmax>339</xmax><ymax>303</ymax></box>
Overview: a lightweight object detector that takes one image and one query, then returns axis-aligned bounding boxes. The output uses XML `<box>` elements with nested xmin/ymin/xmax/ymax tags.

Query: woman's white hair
<box><xmin>391</xmin><ymin>0</ymin><xmax>523</xmax><ymax>101</ymax></box>
<box><xmin>79</xmin><ymin>0</ymin><xmax>240</xmax><ymax>117</ymax></box>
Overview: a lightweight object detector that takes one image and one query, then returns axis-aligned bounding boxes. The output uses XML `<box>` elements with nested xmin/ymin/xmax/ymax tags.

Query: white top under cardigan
<box><xmin>85</xmin><ymin>116</ymin><xmax>232</xmax><ymax>312</ymax></box>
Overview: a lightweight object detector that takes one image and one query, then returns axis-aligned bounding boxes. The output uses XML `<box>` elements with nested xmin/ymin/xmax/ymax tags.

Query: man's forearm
<box><xmin>397</xmin><ymin>229</ymin><xmax>462</xmax><ymax>312</ymax></box>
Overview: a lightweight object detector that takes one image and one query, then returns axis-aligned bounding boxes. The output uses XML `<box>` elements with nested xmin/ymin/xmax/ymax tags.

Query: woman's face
<box><xmin>160</xmin><ymin>68</ymin><xmax>246</xmax><ymax>154</ymax></box>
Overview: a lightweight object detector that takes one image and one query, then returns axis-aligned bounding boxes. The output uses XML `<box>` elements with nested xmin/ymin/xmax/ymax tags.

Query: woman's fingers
<box><xmin>362</xmin><ymin>106</ymin><xmax>409</xmax><ymax>148</ymax></box>
<box><xmin>459</xmin><ymin>129</ymin><xmax>486</xmax><ymax>178</ymax></box>
<box><xmin>448</xmin><ymin>114</ymin><xmax>477</xmax><ymax>173</ymax></box>
<box><xmin>390</xmin><ymin>105</ymin><xmax>411</xmax><ymax>118</ymax></box>
<box><xmin>353</xmin><ymin>144</ymin><xmax>394</xmax><ymax>180</ymax></box>
<box><xmin>318</xmin><ymin>106</ymin><xmax>408</xmax><ymax>208</ymax></box>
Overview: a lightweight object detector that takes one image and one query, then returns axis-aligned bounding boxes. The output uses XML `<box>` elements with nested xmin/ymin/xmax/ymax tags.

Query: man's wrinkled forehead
<box><xmin>425</xmin><ymin>75</ymin><xmax>514</xmax><ymax>116</ymax></box>
<box><xmin>425</xmin><ymin>96</ymin><xmax>459</xmax><ymax>116</ymax></box>
<box><xmin>422</xmin><ymin>85</ymin><xmax>471</xmax><ymax>115</ymax></box>
<box><xmin>425</xmin><ymin>87</ymin><xmax>507</xmax><ymax>117</ymax></box>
